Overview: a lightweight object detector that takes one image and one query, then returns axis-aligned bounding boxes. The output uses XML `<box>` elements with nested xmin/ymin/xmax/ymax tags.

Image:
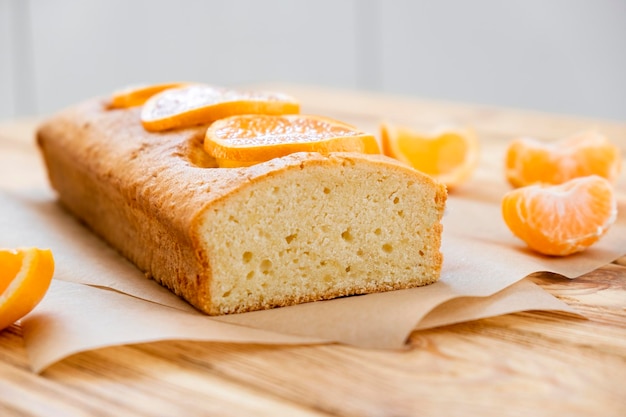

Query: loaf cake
<box><xmin>37</xmin><ymin>98</ymin><xmax>447</xmax><ymax>315</ymax></box>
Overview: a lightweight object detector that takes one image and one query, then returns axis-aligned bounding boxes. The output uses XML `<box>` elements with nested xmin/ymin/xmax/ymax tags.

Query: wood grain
<box><xmin>1</xmin><ymin>87</ymin><xmax>625</xmax><ymax>417</ymax></box>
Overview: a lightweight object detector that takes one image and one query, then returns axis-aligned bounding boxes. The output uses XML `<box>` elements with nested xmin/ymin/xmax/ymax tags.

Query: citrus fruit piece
<box><xmin>0</xmin><ymin>247</ymin><xmax>55</xmax><ymax>331</ymax></box>
<box><xmin>380</xmin><ymin>122</ymin><xmax>479</xmax><ymax>189</ymax></box>
<box><xmin>501</xmin><ymin>175</ymin><xmax>617</xmax><ymax>256</ymax></box>
<box><xmin>141</xmin><ymin>85</ymin><xmax>300</xmax><ymax>132</ymax></box>
<box><xmin>108</xmin><ymin>82</ymin><xmax>189</xmax><ymax>109</ymax></box>
<box><xmin>204</xmin><ymin>114</ymin><xmax>381</xmax><ymax>167</ymax></box>
<box><xmin>505</xmin><ymin>131</ymin><xmax>622</xmax><ymax>188</ymax></box>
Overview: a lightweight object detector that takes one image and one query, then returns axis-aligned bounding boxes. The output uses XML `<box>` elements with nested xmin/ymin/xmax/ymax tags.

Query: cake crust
<box><xmin>37</xmin><ymin>99</ymin><xmax>447</xmax><ymax>315</ymax></box>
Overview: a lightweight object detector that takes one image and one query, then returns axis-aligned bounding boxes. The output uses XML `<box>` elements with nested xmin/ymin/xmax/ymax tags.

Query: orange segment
<box><xmin>108</xmin><ymin>82</ymin><xmax>189</xmax><ymax>109</ymax></box>
<box><xmin>141</xmin><ymin>85</ymin><xmax>300</xmax><ymax>132</ymax></box>
<box><xmin>204</xmin><ymin>114</ymin><xmax>380</xmax><ymax>167</ymax></box>
<box><xmin>501</xmin><ymin>175</ymin><xmax>617</xmax><ymax>256</ymax></box>
<box><xmin>380</xmin><ymin>122</ymin><xmax>478</xmax><ymax>189</ymax></box>
<box><xmin>505</xmin><ymin>131</ymin><xmax>622</xmax><ymax>188</ymax></box>
<box><xmin>0</xmin><ymin>248</ymin><xmax>55</xmax><ymax>331</ymax></box>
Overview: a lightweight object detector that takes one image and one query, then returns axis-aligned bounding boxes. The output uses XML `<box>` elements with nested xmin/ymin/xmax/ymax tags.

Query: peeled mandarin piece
<box><xmin>108</xmin><ymin>82</ymin><xmax>189</xmax><ymax>109</ymax></box>
<box><xmin>501</xmin><ymin>175</ymin><xmax>617</xmax><ymax>256</ymax></box>
<box><xmin>505</xmin><ymin>131</ymin><xmax>622</xmax><ymax>187</ymax></box>
<box><xmin>204</xmin><ymin>114</ymin><xmax>380</xmax><ymax>167</ymax></box>
<box><xmin>380</xmin><ymin>122</ymin><xmax>478</xmax><ymax>189</ymax></box>
<box><xmin>141</xmin><ymin>85</ymin><xmax>300</xmax><ymax>132</ymax></box>
<box><xmin>0</xmin><ymin>248</ymin><xmax>55</xmax><ymax>331</ymax></box>
<box><xmin>0</xmin><ymin>250</ymin><xmax>23</xmax><ymax>294</ymax></box>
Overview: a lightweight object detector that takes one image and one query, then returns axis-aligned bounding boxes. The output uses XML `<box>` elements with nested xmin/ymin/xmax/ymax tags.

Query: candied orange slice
<box><xmin>0</xmin><ymin>248</ymin><xmax>55</xmax><ymax>331</ymax></box>
<box><xmin>505</xmin><ymin>131</ymin><xmax>622</xmax><ymax>188</ymax></box>
<box><xmin>141</xmin><ymin>85</ymin><xmax>300</xmax><ymax>132</ymax></box>
<box><xmin>108</xmin><ymin>82</ymin><xmax>189</xmax><ymax>109</ymax></box>
<box><xmin>204</xmin><ymin>114</ymin><xmax>380</xmax><ymax>167</ymax></box>
<box><xmin>501</xmin><ymin>175</ymin><xmax>617</xmax><ymax>256</ymax></box>
<box><xmin>380</xmin><ymin>122</ymin><xmax>478</xmax><ymax>189</ymax></box>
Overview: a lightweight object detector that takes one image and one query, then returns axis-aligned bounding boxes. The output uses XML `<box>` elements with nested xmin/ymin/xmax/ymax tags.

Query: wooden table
<box><xmin>1</xmin><ymin>85</ymin><xmax>625</xmax><ymax>417</ymax></box>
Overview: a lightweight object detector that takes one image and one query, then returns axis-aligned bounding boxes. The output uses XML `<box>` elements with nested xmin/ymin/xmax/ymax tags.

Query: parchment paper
<box><xmin>3</xmin><ymin>168</ymin><xmax>624</xmax><ymax>372</ymax></box>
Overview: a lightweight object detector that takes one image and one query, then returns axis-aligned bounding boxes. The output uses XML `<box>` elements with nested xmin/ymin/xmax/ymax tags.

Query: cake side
<box><xmin>37</xmin><ymin>99</ymin><xmax>229</xmax><ymax>307</ymax></box>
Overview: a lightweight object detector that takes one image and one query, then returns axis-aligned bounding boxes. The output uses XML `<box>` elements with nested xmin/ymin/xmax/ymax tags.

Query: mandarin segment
<box><xmin>204</xmin><ymin>114</ymin><xmax>380</xmax><ymax>167</ymax></box>
<box><xmin>0</xmin><ymin>250</ymin><xmax>23</xmax><ymax>295</ymax></box>
<box><xmin>380</xmin><ymin>122</ymin><xmax>478</xmax><ymax>189</ymax></box>
<box><xmin>505</xmin><ymin>131</ymin><xmax>622</xmax><ymax>187</ymax></box>
<box><xmin>141</xmin><ymin>85</ymin><xmax>300</xmax><ymax>132</ymax></box>
<box><xmin>501</xmin><ymin>175</ymin><xmax>617</xmax><ymax>256</ymax></box>
<box><xmin>0</xmin><ymin>248</ymin><xmax>55</xmax><ymax>331</ymax></box>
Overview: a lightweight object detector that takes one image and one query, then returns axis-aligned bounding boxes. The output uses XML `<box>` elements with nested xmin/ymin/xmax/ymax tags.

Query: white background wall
<box><xmin>1</xmin><ymin>0</ymin><xmax>625</xmax><ymax>121</ymax></box>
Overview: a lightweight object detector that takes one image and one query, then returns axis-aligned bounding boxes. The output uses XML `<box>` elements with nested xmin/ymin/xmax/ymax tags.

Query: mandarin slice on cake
<box><xmin>141</xmin><ymin>85</ymin><xmax>300</xmax><ymax>132</ymax></box>
<box><xmin>205</xmin><ymin>114</ymin><xmax>381</xmax><ymax>167</ymax></box>
<box><xmin>108</xmin><ymin>82</ymin><xmax>189</xmax><ymax>109</ymax></box>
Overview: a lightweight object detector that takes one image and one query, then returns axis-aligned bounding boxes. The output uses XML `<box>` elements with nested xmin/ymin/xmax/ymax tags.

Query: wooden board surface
<box><xmin>1</xmin><ymin>85</ymin><xmax>625</xmax><ymax>417</ymax></box>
